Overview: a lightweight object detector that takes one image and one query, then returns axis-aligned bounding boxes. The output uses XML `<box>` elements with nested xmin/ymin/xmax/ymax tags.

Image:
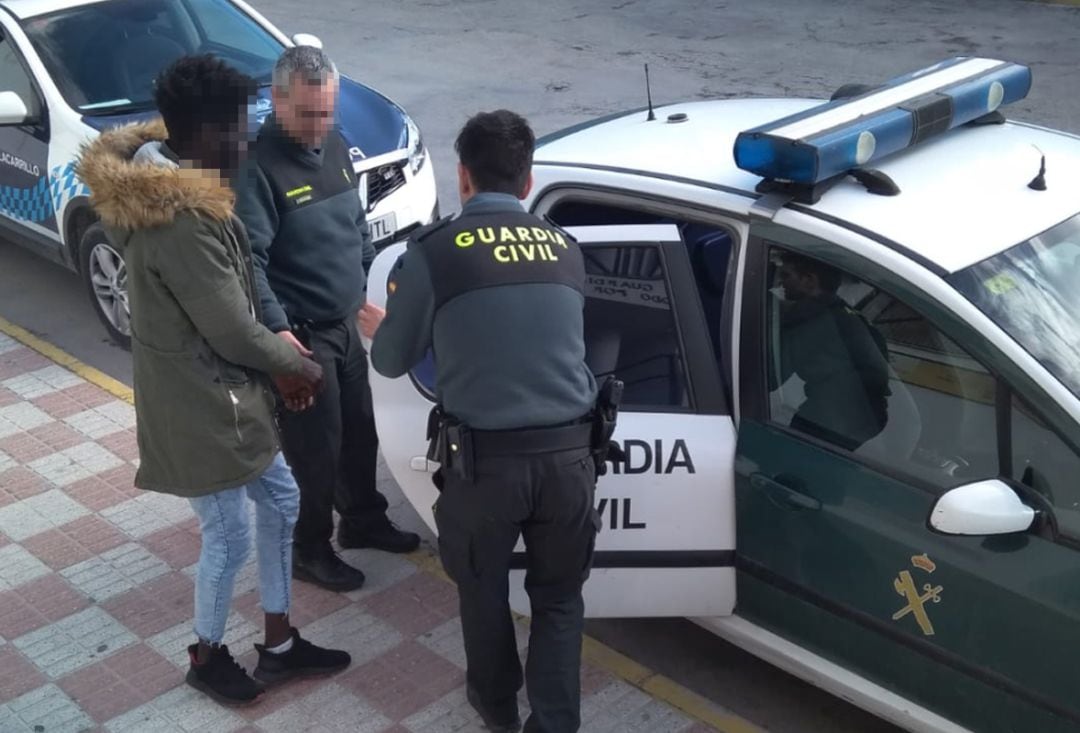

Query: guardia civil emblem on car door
<box><xmin>892</xmin><ymin>554</ymin><xmax>944</xmax><ymax>636</ymax></box>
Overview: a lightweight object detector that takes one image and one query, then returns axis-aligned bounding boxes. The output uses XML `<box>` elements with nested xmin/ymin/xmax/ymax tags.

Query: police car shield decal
<box><xmin>891</xmin><ymin>553</ymin><xmax>944</xmax><ymax>636</ymax></box>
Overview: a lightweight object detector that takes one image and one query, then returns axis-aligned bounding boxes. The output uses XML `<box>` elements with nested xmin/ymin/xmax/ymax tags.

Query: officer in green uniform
<box><xmin>360</xmin><ymin>110</ymin><xmax>617</xmax><ymax>733</ymax></box>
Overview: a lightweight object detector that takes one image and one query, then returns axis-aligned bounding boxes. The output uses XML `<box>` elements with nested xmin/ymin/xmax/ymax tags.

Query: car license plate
<box><xmin>369</xmin><ymin>213</ymin><xmax>397</xmax><ymax>242</ymax></box>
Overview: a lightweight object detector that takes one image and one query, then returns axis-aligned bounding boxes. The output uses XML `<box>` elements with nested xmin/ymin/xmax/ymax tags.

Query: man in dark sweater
<box><xmin>234</xmin><ymin>45</ymin><xmax>419</xmax><ymax>593</ymax></box>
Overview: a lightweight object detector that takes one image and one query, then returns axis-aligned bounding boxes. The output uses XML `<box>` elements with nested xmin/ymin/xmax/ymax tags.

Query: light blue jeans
<box><xmin>188</xmin><ymin>452</ymin><xmax>299</xmax><ymax>644</ymax></box>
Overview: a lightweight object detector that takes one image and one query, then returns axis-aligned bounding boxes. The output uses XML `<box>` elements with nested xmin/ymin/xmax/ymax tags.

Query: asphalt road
<box><xmin>3</xmin><ymin>1</ymin><xmax>1080</xmax><ymax>731</ymax></box>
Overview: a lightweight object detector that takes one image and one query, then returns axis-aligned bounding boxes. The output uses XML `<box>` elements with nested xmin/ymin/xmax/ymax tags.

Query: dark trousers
<box><xmin>278</xmin><ymin>318</ymin><xmax>389</xmax><ymax>552</ymax></box>
<box><xmin>434</xmin><ymin>444</ymin><xmax>600</xmax><ymax>733</ymax></box>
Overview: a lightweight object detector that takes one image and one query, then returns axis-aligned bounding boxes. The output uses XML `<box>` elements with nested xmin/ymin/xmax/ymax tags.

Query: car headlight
<box><xmin>406</xmin><ymin>117</ymin><xmax>427</xmax><ymax>175</ymax></box>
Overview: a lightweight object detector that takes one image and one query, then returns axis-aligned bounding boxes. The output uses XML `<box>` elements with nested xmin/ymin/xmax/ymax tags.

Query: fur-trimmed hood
<box><xmin>75</xmin><ymin>118</ymin><xmax>235</xmax><ymax>232</ymax></box>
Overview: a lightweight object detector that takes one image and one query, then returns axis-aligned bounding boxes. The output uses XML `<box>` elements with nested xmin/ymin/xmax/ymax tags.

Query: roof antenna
<box><xmin>1028</xmin><ymin>145</ymin><xmax>1047</xmax><ymax>191</ymax></box>
<box><xmin>645</xmin><ymin>63</ymin><xmax>656</xmax><ymax>121</ymax></box>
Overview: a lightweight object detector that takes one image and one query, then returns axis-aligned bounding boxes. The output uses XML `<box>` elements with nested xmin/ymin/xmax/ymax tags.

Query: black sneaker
<box><xmin>292</xmin><ymin>545</ymin><xmax>366</xmax><ymax>592</ymax></box>
<box><xmin>466</xmin><ymin>684</ymin><xmax>521</xmax><ymax>732</ymax></box>
<box><xmin>185</xmin><ymin>643</ymin><xmax>263</xmax><ymax>707</ymax></box>
<box><xmin>253</xmin><ymin>628</ymin><xmax>351</xmax><ymax>687</ymax></box>
<box><xmin>338</xmin><ymin>519</ymin><xmax>421</xmax><ymax>554</ymax></box>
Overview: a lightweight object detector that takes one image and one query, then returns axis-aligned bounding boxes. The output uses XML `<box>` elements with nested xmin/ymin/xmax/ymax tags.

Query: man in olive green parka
<box><xmin>76</xmin><ymin>55</ymin><xmax>350</xmax><ymax>707</ymax></box>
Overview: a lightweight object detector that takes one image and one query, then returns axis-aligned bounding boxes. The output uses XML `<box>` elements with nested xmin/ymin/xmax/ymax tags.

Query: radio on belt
<box><xmin>733</xmin><ymin>56</ymin><xmax>1033</xmax><ymax>202</ymax></box>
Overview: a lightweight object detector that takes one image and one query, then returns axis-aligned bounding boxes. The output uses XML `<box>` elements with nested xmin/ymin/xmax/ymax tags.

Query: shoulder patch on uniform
<box><xmin>412</xmin><ymin>214</ymin><xmax>455</xmax><ymax>243</ymax></box>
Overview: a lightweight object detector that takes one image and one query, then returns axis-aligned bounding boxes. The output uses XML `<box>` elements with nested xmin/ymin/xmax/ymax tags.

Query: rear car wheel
<box><xmin>79</xmin><ymin>222</ymin><xmax>131</xmax><ymax>350</ymax></box>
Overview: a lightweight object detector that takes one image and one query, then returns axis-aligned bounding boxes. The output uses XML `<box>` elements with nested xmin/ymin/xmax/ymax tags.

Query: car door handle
<box><xmin>750</xmin><ymin>473</ymin><xmax>821</xmax><ymax>511</ymax></box>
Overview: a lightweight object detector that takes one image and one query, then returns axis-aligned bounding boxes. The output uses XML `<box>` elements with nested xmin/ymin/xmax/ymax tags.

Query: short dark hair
<box><xmin>782</xmin><ymin>251</ymin><xmax>843</xmax><ymax>293</ymax></box>
<box><xmin>154</xmin><ymin>54</ymin><xmax>256</xmax><ymax>146</ymax></box>
<box><xmin>454</xmin><ymin>110</ymin><xmax>535</xmax><ymax>195</ymax></box>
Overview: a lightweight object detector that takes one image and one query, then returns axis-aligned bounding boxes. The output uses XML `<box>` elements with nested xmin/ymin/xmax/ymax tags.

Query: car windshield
<box><xmin>21</xmin><ymin>0</ymin><xmax>283</xmax><ymax>115</ymax></box>
<box><xmin>947</xmin><ymin>212</ymin><xmax>1080</xmax><ymax>400</ymax></box>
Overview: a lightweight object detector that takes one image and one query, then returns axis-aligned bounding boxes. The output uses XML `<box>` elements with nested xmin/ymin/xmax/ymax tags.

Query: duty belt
<box><xmin>469</xmin><ymin>420</ymin><xmax>594</xmax><ymax>456</ymax></box>
<box><xmin>426</xmin><ymin>376</ymin><xmax>624</xmax><ymax>485</ymax></box>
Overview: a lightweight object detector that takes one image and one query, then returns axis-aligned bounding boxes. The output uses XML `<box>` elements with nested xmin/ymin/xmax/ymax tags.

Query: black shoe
<box><xmin>185</xmin><ymin>643</ymin><xmax>263</xmax><ymax>707</ymax></box>
<box><xmin>292</xmin><ymin>545</ymin><xmax>366</xmax><ymax>592</ymax></box>
<box><xmin>338</xmin><ymin>519</ymin><xmax>421</xmax><ymax>554</ymax></box>
<box><xmin>466</xmin><ymin>684</ymin><xmax>521</xmax><ymax>732</ymax></box>
<box><xmin>253</xmin><ymin>628</ymin><xmax>351</xmax><ymax>687</ymax></box>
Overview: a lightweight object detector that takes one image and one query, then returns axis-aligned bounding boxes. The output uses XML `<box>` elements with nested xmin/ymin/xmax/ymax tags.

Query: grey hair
<box><xmin>272</xmin><ymin>45</ymin><xmax>339</xmax><ymax>91</ymax></box>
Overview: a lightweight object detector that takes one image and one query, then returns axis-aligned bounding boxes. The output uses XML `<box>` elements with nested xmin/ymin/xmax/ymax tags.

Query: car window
<box><xmin>583</xmin><ymin>243</ymin><xmax>689</xmax><ymax>409</ymax></box>
<box><xmin>545</xmin><ymin>198</ymin><xmax>735</xmax><ymax>372</ymax></box>
<box><xmin>948</xmin><ymin>213</ymin><xmax>1080</xmax><ymax>403</ymax></box>
<box><xmin>23</xmin><ymin>0</ymin><xmax>282</xmax><ymax>115</ymax></box>
<box><xmin>0</xmin><ymin>33</ymin><xmax>40</xmax><ymax>118</ymax></box>
<box><xmin>765</xmin><ymin>245</ymin><xmax>998</xmax><ymax>487</ymax></box>
<box><xmin>185</xmin><ymin>0</ymin><xmax>282</xmax><ymax>61</ymax></box>
<box><xmin>1011</xmin><ymin>395</ymin><xmax>1080</xmax><ymax>539</ymax></box>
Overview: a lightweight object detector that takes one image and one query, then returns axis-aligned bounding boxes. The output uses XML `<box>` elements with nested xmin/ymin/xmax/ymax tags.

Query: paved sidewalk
<box><xmin>0</xmin><ymin>330</ymin><xmax>728</xmax><ymax>733</ymax></box>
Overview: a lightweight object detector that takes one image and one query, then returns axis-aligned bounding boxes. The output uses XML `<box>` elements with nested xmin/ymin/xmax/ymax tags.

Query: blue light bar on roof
<box><xmin>733</xmin><ymin>57</ymin><xmax>1032</xmax><ymax>186</ymax></box>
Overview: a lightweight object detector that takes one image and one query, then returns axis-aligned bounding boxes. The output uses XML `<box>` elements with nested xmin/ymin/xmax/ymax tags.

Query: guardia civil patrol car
<box><xmin>0</xmin><ymin>0</ymin><xmax>437</xmax><ymax>347</ymax></box>
<box><xmin>367</xmin><ymin>57</ymin><xmax>1080</xmax><ymax>733</ymax></box>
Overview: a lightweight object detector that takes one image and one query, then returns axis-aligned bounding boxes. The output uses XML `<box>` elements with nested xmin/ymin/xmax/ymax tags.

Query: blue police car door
<box><xmin>366</xmin><ymin>224</ymin><xmax>736</xmax><ymax>618</ymax></box>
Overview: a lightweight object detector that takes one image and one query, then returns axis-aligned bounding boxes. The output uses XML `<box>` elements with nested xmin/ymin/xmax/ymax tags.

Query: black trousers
<box><xmin>434</xmin><ymin>443</ymin><xmax>600</xmax><ymax>733</ymax></box>
<box><xmin>278</xmin><ymin>318</ymin><xmax>389</xmax><ymax>552</ymax></box>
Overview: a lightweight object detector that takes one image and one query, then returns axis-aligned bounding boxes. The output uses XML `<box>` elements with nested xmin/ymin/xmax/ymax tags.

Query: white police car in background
<box><xmin>367</xmin><ymin>57</ymin><xmax>1080</xmax><ymax>733</ymax></box>
<box><xmin>0</xmin><ymin>0</ymin><xmax>437</xmax><ymax>347</ymax></box>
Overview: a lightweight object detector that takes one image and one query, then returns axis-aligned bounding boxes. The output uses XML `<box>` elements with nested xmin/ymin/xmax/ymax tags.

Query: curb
<box><xmin>0</xmin><ymin>316</ymin><xmax>133</xmax><ymax>402</ymax></box>
<box><xmin>0</xmin><ymin>316</ymin><xmax>760</xmax><ymax>733</ymax></box>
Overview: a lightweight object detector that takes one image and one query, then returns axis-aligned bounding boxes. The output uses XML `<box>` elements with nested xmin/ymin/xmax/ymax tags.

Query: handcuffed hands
<box><xmin>273</xmin><ymin>357</ymin><xmax>323</xmax><ymax>411</ymax></box>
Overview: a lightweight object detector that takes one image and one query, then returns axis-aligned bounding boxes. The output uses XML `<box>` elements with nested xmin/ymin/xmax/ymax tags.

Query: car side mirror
<box><xmin>930</xmin><ymin>479</ymin><xmax>1036</xmax><ymax>536</ymax></box>
<box><xmin>0</xmin><ymin>91</ymin><xmax>30</xmax><ymax>126</ymax></box>
<box><xmin>291</xmin><ymin>33</ymin><xmax>323</xmax><ymax>49</ymax></box>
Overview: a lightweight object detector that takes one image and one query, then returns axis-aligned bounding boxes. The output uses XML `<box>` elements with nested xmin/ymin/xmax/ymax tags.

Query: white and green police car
<box><xmin>0</xmin><ymin>0</ymin><xmax>437</xmax><ymax>348</ymax></box>
<box><xmin>367</xmin><ymin>57</ymin><xmax>1080</xmax><ymax>733</ymax></box>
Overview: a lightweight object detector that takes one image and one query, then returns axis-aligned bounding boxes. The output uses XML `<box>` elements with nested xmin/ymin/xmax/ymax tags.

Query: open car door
<box><xmin>365</xmin><ymin>224</ymin><xmax>736</xmax><ymax>618</ymax></box>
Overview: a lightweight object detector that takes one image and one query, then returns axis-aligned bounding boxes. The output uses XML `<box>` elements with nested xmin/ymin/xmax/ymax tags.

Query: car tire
<box><xmin>79</xmin><ymin>222</ymin><xmax>131</xmax><ymax>350</ymax></box>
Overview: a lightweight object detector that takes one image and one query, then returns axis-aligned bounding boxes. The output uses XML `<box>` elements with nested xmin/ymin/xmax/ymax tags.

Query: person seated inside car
<box><xmin>772</xmin><ymin>252</ymin><xmax>891</xmax><ymax>451</ymax></box>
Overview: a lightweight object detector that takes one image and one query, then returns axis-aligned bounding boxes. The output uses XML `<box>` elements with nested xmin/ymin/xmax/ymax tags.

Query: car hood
<box><xmin>80</xmin><ymin>77</ymin><xmax>408</xmax><ymax>160</ymax></box>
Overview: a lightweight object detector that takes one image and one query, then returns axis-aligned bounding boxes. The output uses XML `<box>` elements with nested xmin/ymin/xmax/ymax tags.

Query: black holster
<box><xmin>590</xmin><ymin>376</ymin><xmax>625</xmax><ymax>476</ymax></box>
<box><xmin>426</xmin><ymin>406</ymin><xmax>475</xmax><ymax>486</ymax></box>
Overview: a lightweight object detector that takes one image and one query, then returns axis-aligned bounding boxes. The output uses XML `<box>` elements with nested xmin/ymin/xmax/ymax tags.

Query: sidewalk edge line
<box><xmin>0</xmin><ymin>318</ymin><xmax>756</xmax><ymax>733</ymax></box>
<box><xmin>0</xmin><ymin>317</ymin><xmax>133</xmax><ymax>403</ymax></box>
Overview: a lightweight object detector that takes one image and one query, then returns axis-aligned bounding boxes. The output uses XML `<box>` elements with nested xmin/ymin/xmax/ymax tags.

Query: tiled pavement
<box><xmin>0</xmin><ymin>331</ymin><xmax>722</xmax><ymax>733</ymax></box>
